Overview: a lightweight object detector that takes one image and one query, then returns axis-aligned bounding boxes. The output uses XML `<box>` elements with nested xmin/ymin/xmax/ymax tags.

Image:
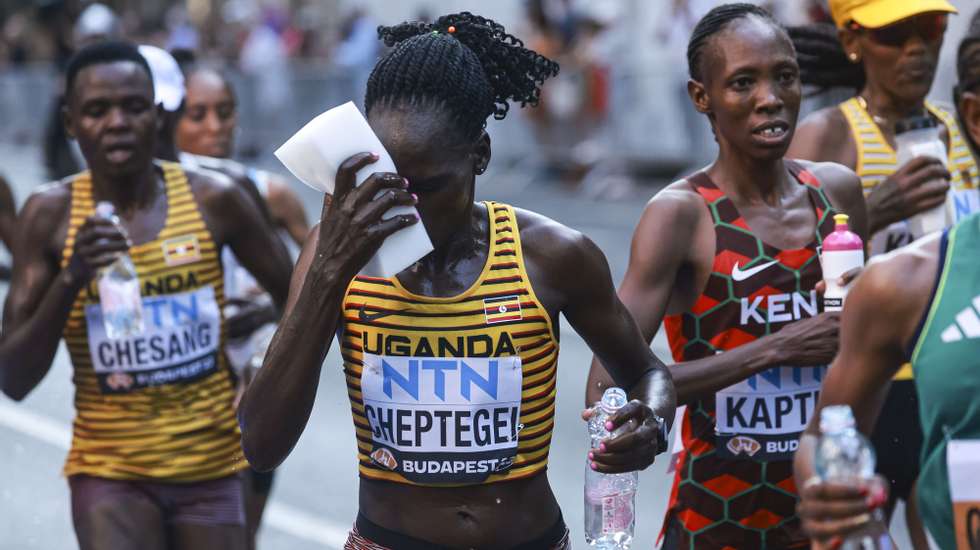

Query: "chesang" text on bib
<box><xmin>85</xmin><ymin>286</ymin><xmax>221</xmax><ymax>394</ymax></box>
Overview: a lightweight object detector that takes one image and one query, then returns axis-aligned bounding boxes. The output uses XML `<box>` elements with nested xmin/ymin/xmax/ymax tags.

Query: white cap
<box><xmin>75</xmin><ymin>3</ymin><xmax>121</xmax><ymax>42</ymax></box>
<box><xmin>138</xmin><ymin>44</ymin><xmax>185</xmax><ymax>112</ymax></box>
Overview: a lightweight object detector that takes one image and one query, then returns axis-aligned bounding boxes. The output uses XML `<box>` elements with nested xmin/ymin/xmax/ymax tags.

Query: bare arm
<box><xmin>204</xmin><ymin>178</ymin><xmax>293</xmax><ymax>309</ymax></box>
<box><xmin>266</xmin><ymin>175</ymin><xmax>310</xmax><ymax>248</ymax></box>
<box><xmin>0</xmin><ymin>175</ymin><xmax>17</xmax><ymax>250</ymax></box>
<box><xmin>238</xmin><ymin>153</ymin><xmax>418</xmax><ymax>471</ymax></box>
<box><xmin>0</xmin><ymin>188</ymin><xmax>128</xmax><ymax>400</ymax></box>
<box><xmin>786</xmin><ymin>108</ymin><xmax>856</xmax><ymax>167</ymax></box>
<box><xmin>794</xmin><ymin>235</ymin><xmax>939</xmax><ymax>542</ymax></box>
<box><xmin>521</xmin><ymin>211</ymin><xmax>675</xmax><ymax>473</ymax></box>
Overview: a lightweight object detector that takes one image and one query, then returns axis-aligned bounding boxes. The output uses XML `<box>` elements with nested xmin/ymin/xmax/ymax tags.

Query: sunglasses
<box><xmin>849</xmin><ymin>13</ymin><xmax>948</xmax><ymax>47</ymax></box>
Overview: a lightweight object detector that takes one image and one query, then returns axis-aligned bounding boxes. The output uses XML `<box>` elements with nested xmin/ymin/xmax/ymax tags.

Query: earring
<box><xmin>475</xmin><ymin>166</ymin><xmax>486</xmax><ymax>175</ymax></box>
<box><xmin>848</xmin><ymin>52</ymin><xmax>859</xmax><ymax>62</ymax></box>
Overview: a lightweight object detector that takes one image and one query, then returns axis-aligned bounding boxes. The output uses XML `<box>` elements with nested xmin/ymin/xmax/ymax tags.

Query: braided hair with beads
<box><xmin>364</xmin><ymin>12</ymin><xmax>559</xmax><ymax>140</ymax></box>
<box><xmin>687</xmin><ymin>3</ymin><xmax>784</xmax><ymax>82</ymax></box>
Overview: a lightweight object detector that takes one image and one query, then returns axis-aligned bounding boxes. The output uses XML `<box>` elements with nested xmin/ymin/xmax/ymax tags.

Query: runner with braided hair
<box><xmin>239</xmin><ymin>12</ymin><xmax>675</xmax><ymax>550</ymax></box>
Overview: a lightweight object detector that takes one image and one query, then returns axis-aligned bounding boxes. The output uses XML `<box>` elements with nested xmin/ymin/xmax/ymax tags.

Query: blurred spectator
<box><xmin>43</xmin><ymin>1</ymin><xmax>122</xmax><ymax>181</ymax></box>
<box><xmin>524</xmin><ymin>0</ymin><xmax>620</xmax><ymax>184</ymax></box>
<box><xmin>239</xmin><ymin>7</ymin><xmax>290</xmax><ymax>157</ymax></box>
<box><xmin>332</xmin><ymin>8</ymin><xmax>379</xmax><ymax>107</ymax></box>
<box><xmin>165</xmin><ymin>5</ymin><xmax>199</xmax><ymax>53</ymax></box>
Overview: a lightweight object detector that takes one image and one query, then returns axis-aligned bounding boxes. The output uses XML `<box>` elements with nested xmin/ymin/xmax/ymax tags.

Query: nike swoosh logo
<box><xmin>731</xmin><ymin>260</ymin><xmax>779</xmax><ymax>282</ymax></box>
<box><xmin>358</xmin><ymin>305</ymin><xmax>400</xmax><ymax>322</ymax></box>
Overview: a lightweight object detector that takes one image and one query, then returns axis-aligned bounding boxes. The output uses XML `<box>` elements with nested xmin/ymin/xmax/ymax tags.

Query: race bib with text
<box><xmin>85</xmin><ymin>286</ymin><xmax>221</xmax><ymax>393</ymax></box>
<box><xmin>360</xmin><ymin>353</ymin><xmax>523</xmax><ymax>484</ymax></box>
<box><xmin>715</xmin><ymin>365</ymin><xmax>826</xmax><ymax>461</ymax></box>
<box><xmin>948</xmin><ymin>439</ymin><xmax>980</xmax><ymax>549</ymax></box>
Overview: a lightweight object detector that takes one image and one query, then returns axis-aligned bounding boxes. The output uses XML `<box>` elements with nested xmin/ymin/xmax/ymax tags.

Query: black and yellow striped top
<box><xmin>840</xmin><ymin>97</ymin><xmax>980</xmax><ymax>380</ymax></box>
<box><xmin>341</xmin><ymin>201</ymin><xmax>559</xmax><ymax>486</ymax></box>
<box><xmin>61</xmin><ymin>162</ymin><xmax>245</xmax><ymax>482</ymax></box>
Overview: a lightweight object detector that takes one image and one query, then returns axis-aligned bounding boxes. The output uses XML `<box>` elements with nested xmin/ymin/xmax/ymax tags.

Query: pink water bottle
<box><xmin>821</xmin><ymin>214</ymin><xmax>864</xmax><ymax>312</ymax></box>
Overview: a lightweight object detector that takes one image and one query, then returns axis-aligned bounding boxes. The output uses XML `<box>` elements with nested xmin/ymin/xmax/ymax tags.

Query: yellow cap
<box><xmin>834</xmin><ymin>213</ymin><xmax>850</xmax><ymax>225</ymax></box>
<box><xmin>829</xmin><ymin>0</ymin><xmax>956</xmax><ymax>29</ymax></box>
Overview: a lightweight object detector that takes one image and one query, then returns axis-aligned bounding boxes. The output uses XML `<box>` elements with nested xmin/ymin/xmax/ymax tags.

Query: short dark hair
<box><xmin>687</xmin><ymin>3</ymin><xmax>785</xmax><ymax>82</ymax></box>
<box><xmin>64</xmin><ymin>41</ymin><xmax>153</xmax><ymax>100</ymax></box>
<box><xmin>365</xmin><ymin>12</ymin><xmax>559</xmax><ymax>140</ymax></box>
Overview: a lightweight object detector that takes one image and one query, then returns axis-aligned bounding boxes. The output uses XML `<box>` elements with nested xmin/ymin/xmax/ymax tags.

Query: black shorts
<box><xmin>346</xmin><ymin>512</ymin><xmax>569</xmax><ymax>550</ymax></box>
<box><xmin>870</xmin><ymin>379</ymin><xmax>923</xmax><ymax>502</ymax></box>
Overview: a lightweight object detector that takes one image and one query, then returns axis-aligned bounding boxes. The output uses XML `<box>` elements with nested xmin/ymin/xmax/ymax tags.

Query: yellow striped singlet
<box><xmin>62</xmin><ymin>162</ymin><xmax>245</xmax><ymax>482</ymax></box>
<box><xmin>841</xmin><ymin>97</ymin><xmax>980</xmax><ymax>380</ymax></box>
<box><xmin>341</xmin><ymin>201</ymin><xmax>559</xmax><ymax>486</ymax></box>
<box><xmin>840</xmin><ymin>97</ymin><xmax>980</xmax><ymax>256</ymax></box>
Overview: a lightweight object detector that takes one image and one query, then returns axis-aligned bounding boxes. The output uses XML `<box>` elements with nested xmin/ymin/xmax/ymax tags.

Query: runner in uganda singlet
<box><xmin>341</xmin><ymin>201</ymin><xmax>559</xmax><ymax>486</ymax></box>
<box><xmin>61</xmin><ymin>162</ymin><xmax>244</xmax><ymax>482</ymax></box>
<box><xmin>662</xmin><ymin>160</ymin><xmax>836</xmax><ymax>548</ymax></box>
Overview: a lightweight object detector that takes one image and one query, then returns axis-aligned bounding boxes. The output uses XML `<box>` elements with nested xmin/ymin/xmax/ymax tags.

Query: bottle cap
<box><xmin>894</xmin><ymin>115</ymin><xmax>937</xmax><ymax>134</ymax></box>
<box><xmin>599</xmin><ymin>387</ymin><xmax>628</xmax><ymax>413</ymax></box>
<box><xmin>95</xmin><ymin>201</ymin><xmax>115</xmax><ymax>219</ymax></box>
<box><xmin>819</xmin><ymin>405</ymin><xmax>856</xmax><ymax>434</ymax></box>
<box><xmin>833</xmin><ymin>213</ymin><xmax>849</xmax><ymax>226</ymax></box>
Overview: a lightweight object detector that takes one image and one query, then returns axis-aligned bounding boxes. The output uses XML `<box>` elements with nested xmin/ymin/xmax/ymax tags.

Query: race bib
<box><xmin>948</xmin><ymin>439</ymin><xmax>980</xmax><ymax>549</ymax></box>
<box><xmin>871</xmin><ymin>188</ymin><xmax>980</xmax><ymax>255</ymax></box>
<box><xmin>715</xmin><ymin>366</ymin><xmax>826</xmax><ymax>461</ymax></box>
<box><xmin>85</xmin><ymin>286</ymin><xmax>221</xmax><ymax>393</ymax></box>
<box><xmin>360</xmin><ymin>353</ymin><xmax>522</xmax><ymax>484</ymax></box>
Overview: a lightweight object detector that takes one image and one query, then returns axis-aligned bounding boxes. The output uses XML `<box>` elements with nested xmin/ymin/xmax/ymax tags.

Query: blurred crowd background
<box><xmin>0</xmin><ymin>0</ymin><xmax>973</xmax><ymax>197</ymax></box>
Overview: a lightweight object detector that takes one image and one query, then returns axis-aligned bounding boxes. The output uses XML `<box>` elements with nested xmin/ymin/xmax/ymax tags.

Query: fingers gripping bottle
<box><xmin>894</xmin><ymin>115</ymin><xmax>949</xmax><ymax>238</ymax></box>
<box><xmin>95</xmin><ymin>202</ymin><xmax>144</xmax><ymax>339</ymax></box>
<box><xmin>585</xmin><ymin>387</ymin><xmax>637</xmax><ymax>549</ymax></box>
<box><xmin>821</xmin><ymin>213</ymin><xmax>864</xmax><ymax>312</ymax></box>
<box><xmin>815</xmin><ymin>406</ymin><xmax>895</xmax><ymax>550</ymax></box>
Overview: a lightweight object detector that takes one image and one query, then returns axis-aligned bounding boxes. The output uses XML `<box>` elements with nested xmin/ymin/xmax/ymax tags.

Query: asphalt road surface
<box><xmin>0</xmin><ymin>143</ymin><xmax>912</xmax><ymax>549</ymax></box>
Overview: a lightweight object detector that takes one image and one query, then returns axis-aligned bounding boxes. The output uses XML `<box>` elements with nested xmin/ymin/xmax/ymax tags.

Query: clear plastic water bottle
<box><xmin>815</xmin><ymin>405</ymin><xmax>894</xmax><ymax>550</ymax></box>
<box><xmin>585</xmin><ymin>387</ymin><xmax>637</xmax><ymax>549</ymax></box>
<box><xmin>95</xmin><ymin>202</ymin><xmax>144</xmax><ymax>339</ymax></box>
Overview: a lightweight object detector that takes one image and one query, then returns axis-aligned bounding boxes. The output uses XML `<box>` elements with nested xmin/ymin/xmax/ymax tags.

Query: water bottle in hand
<box><xmin>815</xmin><ymin>405</ymin><xmax>894</xmax><ymax>550</ymax></box>
<box><xmin>95</xmin><ymin>202</ymin><xmax>144</xmax><ymax>339</ymax></box>
<box><xmin>585</xmin><ymin>387</ymin><xmax>637</xmax><ymax>549</ymax></box>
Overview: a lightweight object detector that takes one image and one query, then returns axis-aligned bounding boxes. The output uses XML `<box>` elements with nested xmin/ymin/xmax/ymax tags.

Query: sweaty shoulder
<box><xmin>513</xmin><ymin>206</ymin><xmax>589</xmax><ymax>263</ymax></box>
<box><xmin>641</xmin><ymin>179</ymin><xmax>707</xmax><ymax>235</ymax></box>
<box><xmin>788</xmin><ymin>105</ymin><xmax>856</xmax><ymax>168</ymax></box>
<box><xmin>800</xmin><ymin>160</ymin><xmax>861</xmax><ymax>203</ymax></box>
<box><xmin>512</xmin><ymin>206</ymin><xmax>609</xmax><ymax>309</ymax></box>
<box><xmin>20</xmin><ymin>178</ymin><xmax>73</xmax><ymax>256</ymax></box>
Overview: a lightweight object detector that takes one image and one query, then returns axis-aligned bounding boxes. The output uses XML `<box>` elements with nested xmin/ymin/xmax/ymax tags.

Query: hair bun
<box><xmin>375</xmin><ymin>12</ymin><xmax>558</xmax><ymax>124</ymax></box>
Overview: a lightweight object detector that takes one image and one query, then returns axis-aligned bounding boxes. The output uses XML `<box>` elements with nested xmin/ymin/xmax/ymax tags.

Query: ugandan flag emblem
<box><xmin>162</xmin><ymin>235</ymin><xmax>201</xmax><ymax>267</ymax></box>
<box><xmin>484</xmin><ymin>295</ymin><xmax>522</xmax><ymax>325</ymax></box>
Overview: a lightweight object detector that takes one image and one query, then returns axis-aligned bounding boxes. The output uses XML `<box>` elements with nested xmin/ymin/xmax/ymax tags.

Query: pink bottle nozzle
<box><xmin>824</xmin><ymin>213</ymin><xmax>863</xmax><ymax>251</ymax></box>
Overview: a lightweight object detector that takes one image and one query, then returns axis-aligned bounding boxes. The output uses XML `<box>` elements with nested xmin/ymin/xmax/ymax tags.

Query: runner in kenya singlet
<box><xmin>340</xmin><ymin>201</ymin><xmax>559</xmax><ymax>485</ymax></box>
<box><xmin>663</xmin><ymin>160</ymin><xmax>836</xmax><ymax>548</ymax></box>
<box><xmin>61</xmin><ymin>161</ymin><xmax>245</xmax><ymax>482</ymax></box>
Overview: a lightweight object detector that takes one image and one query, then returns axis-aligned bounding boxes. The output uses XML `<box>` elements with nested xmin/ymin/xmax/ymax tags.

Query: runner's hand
<box><xmin>586</xmin><ymin>400</ymin><xmax>665</xmax><ymax>473</ymax></box>
<box><xmin>67</xmin><ymin>216</ymin><xmax>131</xmax><ymax>283</ymax></box>
<box><xmin>798</xmin><ymin>475</ymin><xmax>888</xmax><ymax>547</ymax></box>
<box><xmin>814</xmin><ymin>267</ymin><xmax>862</xmax><ymax>296</ymax></box>
<box><xmin>313</xmin><ymin>152</ymin><xmax>418</xmax><ymax>278</ymax></box>
<box><xmin>866</xmin><ymin>156</ymin><xmax>950</xmax><ymax>233</ymax></box>
<box><xmin>772</xmin><ymin>312</ymin><xmax>840</xmax><ymax>366</ymax></box>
